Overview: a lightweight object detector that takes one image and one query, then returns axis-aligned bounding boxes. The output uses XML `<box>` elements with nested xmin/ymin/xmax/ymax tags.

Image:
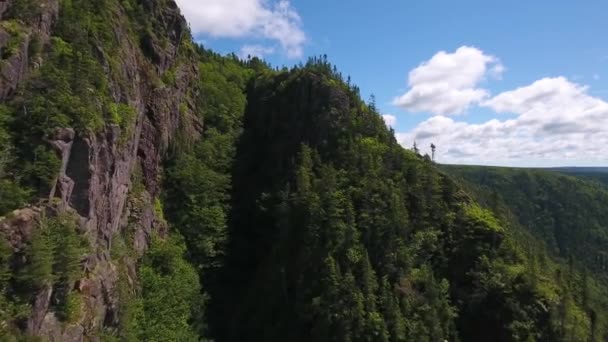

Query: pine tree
<box><xmin>379</xmin><ymin>276</ymin><xmax>406</xmax><ymax>342</ymax></box>
<box><xmin>52</xmin><ymin>215</ymin><xmax>82</xmax><ymax>284</ymax></box>
<box><xmin>21</xmin><ymin>219</ymin><xmax>54</xmax><ymax>290</ymax></box>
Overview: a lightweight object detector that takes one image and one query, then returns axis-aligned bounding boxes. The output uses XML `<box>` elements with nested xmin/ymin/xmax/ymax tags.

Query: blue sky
<box><xmin>176</xmin><ymin>0</ymin><xmax>608</xmax><ymax>166</ymax></box>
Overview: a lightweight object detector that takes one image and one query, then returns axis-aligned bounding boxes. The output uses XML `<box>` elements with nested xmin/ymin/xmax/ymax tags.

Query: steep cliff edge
<box><xmin>0</xmin><ymin>0</ymin><xmax>201</xmax><ymax>339</ymax></box>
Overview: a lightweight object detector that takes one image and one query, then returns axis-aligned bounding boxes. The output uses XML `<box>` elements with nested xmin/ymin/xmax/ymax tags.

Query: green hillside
<box><xmin>0</xmin><ymin>1</ymin><xmax>606</xmax><ymax>341</ymax></box>
<box><xmin>167</xmin><ymin>58</ymin><xmax>608</xmax><ymax>341</ymax></box>
<box><xmin>444</xmin><ymin>165</ymin><xmax>608</xmax><ymax>274</ymax></box>
<box><xmin>546</xmin><ymin>168</ymin><xmax>608</xmax><ymax>187</ymax></box>
<box><xmin>444</xmin><ymin>165</ymin><xmax>608</xmax><ymax>340</ymax></box>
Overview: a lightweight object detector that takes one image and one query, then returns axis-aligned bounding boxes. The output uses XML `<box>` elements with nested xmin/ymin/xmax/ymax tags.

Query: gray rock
<box><xmin>0</xmin><ymin>1</ymin><xmax>203</xmax><ymax>339</ymax></box>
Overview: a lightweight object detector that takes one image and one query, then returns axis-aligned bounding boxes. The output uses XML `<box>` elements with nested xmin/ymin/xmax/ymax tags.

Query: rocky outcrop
<box><xmin>48</xmin><ymin>128</ymin><xmax>76</xmax><ymax>207</ymax></box>
<box><xmin>0</xmin><ymin>0</ymin><xmax>58</xmax><ymax>99</ymax></box>
<box><xmin>0</xmin><ymin>0</ymin><xmax>202</xmax><ymax>340</ymax></box>
<box><xmin>0</xmin><ymin>207</ymin><xmax>39</xmax><ymax>250</ymax></box>
<box><xmin>0</xmin><ymin>2</ymin><xmax>9</xmax><ymax>17</ymax></box>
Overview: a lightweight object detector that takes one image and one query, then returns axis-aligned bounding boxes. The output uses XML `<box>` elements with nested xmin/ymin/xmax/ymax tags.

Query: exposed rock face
<box><xmin>0</xmin><ymin>2</ymin><xmax>9</xmax><ymax>17</ymax></box>
<box><xmin>0</xmin><ymin>1</ymin><xmax>201</xmax><ymax>340</ymax></box>
<box><xmin>0</xmin><ymin>207</ymin><xmax>40</xmax><ymax>250</ymax></box>
<box><xmin>49</xmin><ymin>128</ymin><xmax>76</xmax><ymax>207</ymax></box>
<box><xmin>0</xmin><ymin>0</ymin><xmax>58</xmax><ymax>99</ymax></box>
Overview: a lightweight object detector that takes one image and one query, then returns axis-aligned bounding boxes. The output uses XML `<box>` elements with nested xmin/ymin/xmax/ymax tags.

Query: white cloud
<box><xmin>397</xmin><ymin>77</ymin><xmax>608</xmax><ymax>166</ymax></box>
<box><xmin>382</xmin><ymin>114</ymin><xmax>397</xmax><ymax>128</ymax></box>
<box><xmin>593</xmin><ymin>74</ymin><xmax>600</xmax><ymax>80</ymax></box>
<box><xmin>482</xmin><ymin>77</ymin><xmax>605</xmax><ymax>122</ymax></box>
<box><xmin>175</xmin><ymin>0</ymin><xmax>306</xmax><ymax>58</ymax></box>
<box><xmin>239</xmin><ymin>44</ymin><xmax>275</xmax><ymax>59</ymax></box>
<box><xmin>393</xmin><ymin>46</ymin><xmax>503</xmax><ymax>115</ymax></box>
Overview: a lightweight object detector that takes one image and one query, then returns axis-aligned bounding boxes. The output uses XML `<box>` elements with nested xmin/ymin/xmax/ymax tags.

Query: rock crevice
<box><xmin>0</xmin><ymin>1</ymin><xmax>202</xmax><ymax>340</ymax></box>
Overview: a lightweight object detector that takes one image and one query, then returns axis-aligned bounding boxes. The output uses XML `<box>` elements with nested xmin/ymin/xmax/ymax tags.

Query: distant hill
<box><xmin>545</xmin><ymin>167</ymin><xmax>608</xmax><ymax>187</ymax></box>
<box><xmin>546</xmin><ymin>167</ymin><xmax>608</xmax><ymax>173</ymax></box>
<box><xmin>444</xmin><ymin>165</ymin><xmax>608</xmax><ymax>271</ymax></box>
<box><xmin>443</xmin><ymin>164</ymin><xmax>608</xmax><ymax>339</ymax></box>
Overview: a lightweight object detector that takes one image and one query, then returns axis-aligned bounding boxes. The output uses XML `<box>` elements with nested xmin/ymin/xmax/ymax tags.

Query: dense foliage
<box><xmin>2</xmin><ymin>1</ymin><xmax>608</xmax><ymax>341</ymax></box>
<box><xmin>549</xmin><ymin>168</ymin><xmax>608</xmax><ymax>188</ymax></box>
<box><xmin>163</xmin><ymin>55</ymin><xmax>608</xmax><ymax>341</ymax></box>
<box><xmin>0</xmin><ymin>212</ymin><xmax>87</xmax><ymax>338</ymax></box>
<box><xmin>2</xmin><ymin>0</ymin><xmax>108</xmax><ymax>211</ymax></box>
<box><xmin>1</xmin><ymin>0</ymin><xmax>204</xmax><ymax>339</ymax></box>
<box><xmin>445</xmin><ymin>165</ymin><xmax>608</xmax><ymax>341</ymax></box>
<box><xmin>446</xmin><ymin>166</ymin><xmax>608</xmax><ymax>277</ymax></box>
<box><xmin>137</xmin><ymin>235</ymin><xmax>202</xmax><ymax>341</ymax></box>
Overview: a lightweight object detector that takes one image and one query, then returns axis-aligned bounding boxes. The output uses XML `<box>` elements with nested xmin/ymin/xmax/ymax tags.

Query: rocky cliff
<box><xmin>0</xmin><ymin>0</ymin><xmax>201</xmax><ymax>339</ymax></box>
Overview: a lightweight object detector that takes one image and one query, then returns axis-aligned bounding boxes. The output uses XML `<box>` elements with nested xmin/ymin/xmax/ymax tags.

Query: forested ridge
<box><xmin>0</xmin><ymin>0</ymin><xmax>607</xmax><ymax>341</ymax></box>
<box><xmin>445</xmin><ymin>165</ymin><xmax>608</xmax><ymax>340</ymax></box>
<box><xmin>445</xmin><ymin>166</ymin><xmax>608</xmax><ymax>276</ymax></box>
<box><xmin>547</xmin><ymin>168</ymin><xmax>608</xmax><ymax>188</ymax></box>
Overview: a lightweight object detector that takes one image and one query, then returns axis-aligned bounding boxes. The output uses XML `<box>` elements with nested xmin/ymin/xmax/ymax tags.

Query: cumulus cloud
<box><xmin>397</xmin><ymin>77</ymin><xmax>608</xmax><ymax>166</ymax></box>
<box><xmin>175</xmin><ymin>0</ymin><xmax>306</xmax><ymax>58</ymax></box>
<box><xmin>482</xmin><ymin>77</ymin><xmax>608</xmax><ymax>131</ymax></box>
<box><xmin>239</xmin><ymin>44</ymin><xmax>275</xmax><ymax>59</ymax></box>
<box><xmin>382</xmin><ymin>114</ymin><xmax>397</xmax><ymax>128</ymax></box>
<box><xmin>393</xmin><ymin>46</ymin><xmax>503</xmax><ymax>115</ymax></box>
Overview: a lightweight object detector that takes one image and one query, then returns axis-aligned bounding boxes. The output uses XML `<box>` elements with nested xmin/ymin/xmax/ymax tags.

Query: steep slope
<box><xmin>1</xmin><ymin>2</ymin><xmax>606</xmax><ymax>341</ymax></box>
<box><xmin>444</xmin><ymin>165</ymin><xmax>608</xmax><ymax>340</ymax></box>
<box><xmin>201</xmin><ymin>62</ymin><xmax>603</xmax><ymax>342</ymax></box>
<box><xmin>445</xmin><ymin>166</ymin><xmax>608</xmax><ymax>275</ymax></box>
<box><xmin>0</xmin><ymin>0</ymin><xmax>203</xmax><ymax>339</ymax></box>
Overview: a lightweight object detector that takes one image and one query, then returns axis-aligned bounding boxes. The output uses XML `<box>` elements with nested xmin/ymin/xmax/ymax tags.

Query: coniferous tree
<box><xmin>21</xmin><ymin>220</ymin><xmax>54</xmax><ymax>291</ymax></box>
